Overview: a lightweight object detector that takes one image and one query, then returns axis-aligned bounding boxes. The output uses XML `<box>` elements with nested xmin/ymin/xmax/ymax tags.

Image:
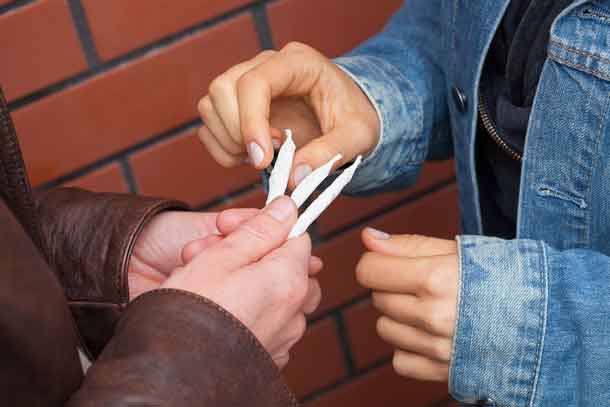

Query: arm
<box><xmin>67</xmin><ymin>290</ymin><xmax>297</xmax><ymax>407</ymax></box>
<box><xmin>0</xmin><ymin>196</ymin><xmax>297</xmax><ymax>407</ymax></box>
<box><xmin>335</xmin><ymin>0</ymin><xmax>453</xmax><ymax>195</ymax></box>
<box><xmin>34</xmin><ymin>188</ymin><xmax>187</xmax><ymax>357</ymax></box>
<box><xmin>452</xmin><ymin>237</ymin><xmax>610</xmax><ymax>406</ymax></box>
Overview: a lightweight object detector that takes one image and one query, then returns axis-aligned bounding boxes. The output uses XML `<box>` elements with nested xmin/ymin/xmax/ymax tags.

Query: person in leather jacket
<box><xmin>0</xmin><ymin>87</ymin><xmax>320</xmax><ymax>406</ymax></box>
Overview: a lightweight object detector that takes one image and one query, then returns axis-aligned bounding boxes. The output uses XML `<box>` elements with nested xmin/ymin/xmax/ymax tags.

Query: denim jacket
<box><xmin>335</xmin><ymin>1</ymin><xmax>610</xmax><ymax>405</ymax></box>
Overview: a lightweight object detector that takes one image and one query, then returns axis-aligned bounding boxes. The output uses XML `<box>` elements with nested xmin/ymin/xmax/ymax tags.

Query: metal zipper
<box><xmin>478</xmin><ymin>93</ymin><xmax>523</xmax><ymax>162</ymax></box>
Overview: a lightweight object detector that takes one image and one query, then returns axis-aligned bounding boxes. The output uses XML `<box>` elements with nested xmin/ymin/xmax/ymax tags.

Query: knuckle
<box><xmin>392</xmin><ymin>351</ymin><xmax>408</xmax><ymax>376</ymax></box>
<box><xmin>197</xmin><ymin>97</ymin><xmax>213</xmax><ymax>118</ymax></box>
<box><xmin>209</xmin><ymin>76</ymin><xmax>231</xmax><ymax>96</ymax></box>
<box><xmin>375</xmin><ymin>316</ymin><xmax>389</xmax><ymax>338</ymax></box>
<box><xmin>241</xmin><ymin>221</ymin><xmax>275</xmax><ymax>245</ymax></box>
<box><xmin>431</xmin><ymin>339</ymin><xmax>451</xmax><ymax>362</ymax></box>
<box><xmin>259</xmin><ymin>49</ymin><xmax>277</xmax><ymax>59</ymax></box>
<box><xmin>282</xmin><ymin>41</ymin><xmax>311</xmax><ymax>54</ymax></box>
<box><xmin>424</xmin><ymin>307</ymin><xmax>446</xmax><ymax>334</ymax></box>
<box><xmin>421</xmin><ymin>267</ymin><xmax>441</xmax><ymax>294</ymax></box>
<box><xmin>355</xmin><ymin>252</ymin><xmax>375</xmax><ymax>286</ymax></box>
<box><xmin>237</xmin><ymin>70</ymin><xmax>263</xmax><ymax>91</ymax></box>
<box><xmin>293</xmin><ymin>314</ymin><xmax>307</xmax><ymax>340</ymax></box>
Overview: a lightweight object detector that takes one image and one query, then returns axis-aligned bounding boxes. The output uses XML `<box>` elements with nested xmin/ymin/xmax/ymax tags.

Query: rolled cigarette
<box><xmin>289</xmin><ymin>156</ymin><xmax>362</xmax><ymax>238</ymax></box>
<box><xmin>266</xmin><ymin>130</ymin><xmax>295</xmax><ymax>205</ymax></box>
<box><xmin>290</xmin><ymin>153</ymin><xmax>343</xmax><ymax>208</ymax></box>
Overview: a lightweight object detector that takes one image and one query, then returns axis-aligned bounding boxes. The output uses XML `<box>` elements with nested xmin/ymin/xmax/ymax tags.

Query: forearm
<box><xmin>67</xmin><ymin>289</ymin><xmax>298</xmax><ymax>407</ymax></box>
<box><xmin>335</xmin><ymin>0</ymin><xmax>452</xmax><ymax>195</ymax></box>
<box><xmin>452</xmin><ymin>236</ymin><xmax>610</xmax><ymax>406</ymax></box>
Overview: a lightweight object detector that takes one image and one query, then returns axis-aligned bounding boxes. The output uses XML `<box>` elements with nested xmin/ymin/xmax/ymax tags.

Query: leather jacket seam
<box><xmin>131</xmin><ymin>288</ymin><xmax>299</xmax><ymax>406</ymax></box>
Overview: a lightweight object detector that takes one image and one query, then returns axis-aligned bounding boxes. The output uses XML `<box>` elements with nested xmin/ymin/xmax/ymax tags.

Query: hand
<box><xmin>197</xmin><ymin>42</ymin><xmax>380</xmax><ymax>188</ymax></box>
<box><xmin>356</xmin><ymin>229</ymin><xmax>459</xmax><ymax>382</ymax></box>
<box><xmin>161</xmin><ymin>197</ymin><xmax>323</xmax><ymax>369</ymax></box>
<box><xmin>128</xmin><ymin>209</ymin><xmax>258</xmax><ymax>299</ymax></box>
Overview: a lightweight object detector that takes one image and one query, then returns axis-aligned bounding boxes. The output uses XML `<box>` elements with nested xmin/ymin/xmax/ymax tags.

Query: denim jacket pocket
<box><xmin>548</xmin><ymin>1</ymin><xmax>610</xmax><ymax>83</ymax></box>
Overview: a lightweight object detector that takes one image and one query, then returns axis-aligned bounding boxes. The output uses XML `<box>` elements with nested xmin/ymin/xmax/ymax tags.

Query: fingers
<box><xmin>356</xmin><ymin>252</ymin><xmax>431</xmax><ymax>294</ymax></box>
<box><xmin>237</xmin><ymin>43</ymin><xmax>326</xmax><ymax>169</ymax></box>
<box><xmin>198</xmin><ymin>125</ymin><xmax>244</xmax><ymax>168</ymax></box>
<box><xmin>190</xmin><ymin>196</ymin><xmax>298</xmax><ymax>272</ymax></box>
<box><xmin>216</xmin><ymin>208</ymin><xmax>260</xmax><ymax>235</ymax></box>
<box><xmin>377</xmin><ymin>316</ymin><xmax>452</xmax><ymax>363</ymax></box>
<box><xmin>198</xmin><ymin>96</ymin><xmax>243</xmax><ymax>155</ymax></box>
<box><xmin>270</xmin><ymin>313</ymin><xmax>307</xmax><ymax>370</ymax></box>
<box><xmin>290</xmin><ymin>124</ymin><xmax>374</xmax><ymax>188</ymax></box>
<box><xmin>393</xmin><ymin>350</ymin><xmax>449</xmax><ymax>382</ymax></box>
<box><xmin>198</xmin><ymin>51</ymin><xmax>277</xmax><ymax>168</ymax></box>
<box><xmin>208</xmin><ymin>51</ymin><xmax>277</xmax><ymax>146</ymax></box>
<box><xmin>181</xmin><ymin>235</ymin><xmax>223</xmax><ymax>264</ymax></box>
<box><xmin>371</xmin><ymin>292</ymin><xmax>422</xmax><ymax>326</ymax></box>
<box><xmin>309</xmin><ymin>256</ymin><xmax>324</xmax><ymax>276</ymax></box>
<box><xmin>302</xmin><ymin>278</ymin><xmax>322</xmax><ymax>314</ymax></box>
<box><xmin>362</xmin><ymin>229</ymin><xmax>458</xmax><ymax>258</ymax></box>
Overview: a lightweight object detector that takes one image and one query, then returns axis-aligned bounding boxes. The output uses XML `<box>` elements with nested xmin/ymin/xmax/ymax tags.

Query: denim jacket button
<box><xmin>452</xmin><ymin>86</ymin><xmax>468</xmax><ymax>112</ymax></box>
<box><xmin>476</xmin><ymin>397</ymin><xmax>496</xmax><ymax>406</ymax></box>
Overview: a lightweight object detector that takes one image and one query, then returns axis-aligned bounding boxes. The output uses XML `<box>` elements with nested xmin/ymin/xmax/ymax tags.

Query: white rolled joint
<box><xmin>288</xmin><ymin>156</ymin><xmax>362</xmax><ymax>239</ymax></box>
<box><xmin>266</xmin><ymin>129</ymin><xmax>295</xmax><ymax>205</ymax></box>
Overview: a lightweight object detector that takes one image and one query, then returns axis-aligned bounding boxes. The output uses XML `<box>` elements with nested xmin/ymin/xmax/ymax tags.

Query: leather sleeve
<box><xmin>67</xmin><ymin>289</ymin><xmax>298</xmax><ymax>407</ymax></box>
<box><xmin>33</xmin><ymin>188</ymin><xmax>188</xmax><ymax>357</ymax></box>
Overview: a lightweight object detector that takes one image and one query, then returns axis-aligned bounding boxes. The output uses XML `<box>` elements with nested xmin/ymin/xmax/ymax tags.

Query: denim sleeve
<box><xmin>334</xmin><ymin>0</ymin><xmax>452</xmax><ymax>195</ymax></box>
<box><xmin>452</xmin><ymin>236</ymin><xmax>610</xmax><ymax>406</ymax></box>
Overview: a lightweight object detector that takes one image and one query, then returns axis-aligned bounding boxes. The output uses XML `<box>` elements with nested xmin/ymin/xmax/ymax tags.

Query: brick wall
<box><xmin>2</xmin><ymin>1</ymin><xmax>459</xmax><ymax>405</ymax></box>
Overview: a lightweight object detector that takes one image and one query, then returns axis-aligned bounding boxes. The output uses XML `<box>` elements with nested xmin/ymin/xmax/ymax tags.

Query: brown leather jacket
<box><xmin>0</xmin><ymin>89</ymin><xmax>297</xmax><ymax>406</ymax></box>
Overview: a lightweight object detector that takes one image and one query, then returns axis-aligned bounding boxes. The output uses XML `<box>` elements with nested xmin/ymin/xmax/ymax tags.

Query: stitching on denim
<box><xmin>580</xmin><ymin>6</ymin><xmax>610</xmax><ymax>23</ymax></box>
<box><xmin>536</xmin><ymin>186</ymin><xmax>588</xmax><ymax>209</ymax></box>
<box><xmin>448</xmin><ymin>235</ymin><xmax>465</xmax><ymax>397</ymax></box>
<box><xmin>585</xmin><ymin>89</ymin><xmax>610</xmax><ymax>244</ymax></box>
<box><xmin>528</xmin><ymin>242</ymin><xmax>549</xmax><ymax>407</ymax></box>
<box><xmin>550</xmin><ymin>39</ymin><xmax>610</xmax><ymax>67</ymax></box>
<box><xmin>548</xmin><ymin>53</ymin><xmax>610</xmax><ymax>82</ymax></box>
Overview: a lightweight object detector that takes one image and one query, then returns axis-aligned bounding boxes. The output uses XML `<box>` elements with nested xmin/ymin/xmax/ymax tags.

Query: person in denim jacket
<box><xmin>198</xmin><ymin>1</ymin><xmax>610</xmax><ymax>405</ymax></box>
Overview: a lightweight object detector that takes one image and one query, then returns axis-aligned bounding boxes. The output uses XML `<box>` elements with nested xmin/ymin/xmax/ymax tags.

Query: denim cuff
<box><xmin>451</xmin><ymin>236</ymin><xmax>548</xmax><ymax>406</ymax></box>
<box><xmin>333</xmin><ymin>55</ymin><xmax>424</xmax><ymax>194</ymax></box>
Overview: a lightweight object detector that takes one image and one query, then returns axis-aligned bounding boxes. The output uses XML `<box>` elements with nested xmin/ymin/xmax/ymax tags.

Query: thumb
<box><xmin>289</xmin><ymin>124</ymin><xmax>374</xmax><ymax>189</ymax></box>
<box><xmin>188</xmin><ymin>196</ymin><xmax>298</xmax><ymax>272</ymax></box>
<box><xmin>181</xmin><ymin>235</ymin><xmax>223</xmax><ymax>264</ymax></box>
<box><xmin>362</xmin><ymin>229</ymin><xmax>457</xmax><ymax>257</ymax></box>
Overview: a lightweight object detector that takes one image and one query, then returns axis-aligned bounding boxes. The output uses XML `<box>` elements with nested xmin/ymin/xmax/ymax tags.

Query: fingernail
<box><xmin>272</xmin><ymin>138</ymin><xmax>281</xmax><ymax>149</ymax></box>
<box><xmin>266</xmin><ymin>196</ymin><xmax>295</xmax><ymax>222</ymax></box>
<box><xmin>366</xmin><ymin>227</ymin><xmax>390</xmax><ymax>240</ymax></box>
<box><xmin>247</xmin><ymin>142</ymin><xmax>265</xmax><ymax>167</ymax></box>
<box><xmin>293</xmin><ymin>164</ymin><xmax>312</xmax><ymax>185</ymax></box>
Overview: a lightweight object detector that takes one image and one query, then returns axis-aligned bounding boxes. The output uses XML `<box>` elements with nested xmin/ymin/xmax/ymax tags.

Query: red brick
<box><xmin>0</xmin><ymin>0</ymin><xmax>87</xmax><ymax>101</ymax></box>
<box><xmin>65</xmin><ymin>163</ymin><xmax>128</xmax><ymax>193</ymax></box>
<box><xmin>0</xmin><ymin>1</ymin><xmax>14</xmax><ymax>6</ymax></box>
<box><xmin>284</xmin><ymin>318</ymin><xmax>346</xmax><ymax>398</ymax></box>
<box><xmin>318</xmin><ymin>160</ymin><xmax>455</xmax><ymax>234</ymax></box>
<box><xmin>82</xmin><ymin>0</ymin><xmax>253</xmax><ymax>61</ymax></box>
<box><xmin>212</xmin><ymin>187</ymin><xmax>266</xmax><ymax>212</ymax></box>
<box><xmin>305</xmin><ymin>364</ymin><xmax>448</xmax><ymax>407</ymax></box>
<box><xmin>313</xmin><ymin>185</ymin><xmax>459</xmax><ymax>315</ymax></box>
<box><xmin>130</xmin><ymin>130</ymin><xmax>259</xmax><ymax>207</ymax></box>
<box><xmin>268</xmin><ymin>0</ymin><xmax>403</xmax><ymax>57</ymax></box>
<box><xmin>343</xmin><ymin>300</ymin><xmax>391</xmax><ymax>370</ymax></box>
<box><xmin>313</xmin><ymin>227</ymin><xmax>367</xmax><ymax>316</ymax></box>
<box><xmin>13</xmin><ymin>14</ymin><xmax>260</xmax><ymax>186</ymax></box>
